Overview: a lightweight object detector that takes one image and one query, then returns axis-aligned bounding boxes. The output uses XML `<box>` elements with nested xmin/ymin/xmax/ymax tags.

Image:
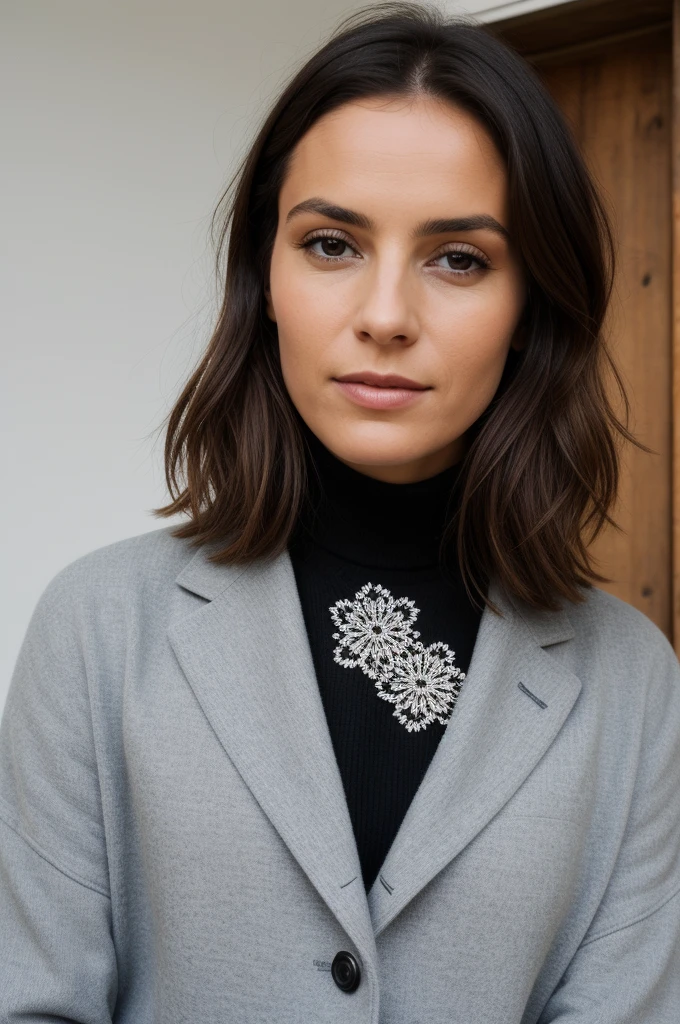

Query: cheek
<box><xmin>270</xmin><ymin>275</ymin><xmax>349</xmax><ymax>390</ymax></box>
<box><xmin>431</xmin><ymin>282</ymin><xmax>521</xmax><ymax>401</ymax></box>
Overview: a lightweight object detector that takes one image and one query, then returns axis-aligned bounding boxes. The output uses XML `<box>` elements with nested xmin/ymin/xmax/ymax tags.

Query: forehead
<box><xmin>280</xmin><ymin>94</ymin><xmax>508</xmax><ymax>222</ymax></box>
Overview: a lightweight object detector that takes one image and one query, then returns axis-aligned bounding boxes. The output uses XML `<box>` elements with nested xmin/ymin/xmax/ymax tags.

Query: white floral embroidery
<box><xmin>329</xmin><ymin>583</ymin><xmax>465</xmax><ymax>733</ymax></box>
<box><xmin>330</xmin><ymin>582</ymin><xmax>420</xmax><ymax>681</ymax></box>
<box><xmin>376</xmin><ymin>641</ymin><xmax>464</xmax><ymax>733</ymax></box>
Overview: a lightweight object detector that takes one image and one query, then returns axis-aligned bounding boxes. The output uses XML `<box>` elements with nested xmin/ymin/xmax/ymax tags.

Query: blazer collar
<box><xmin>168</xmin><ymin>538</ymin><xmax>581</xmax><ymax>963</ymax></box>
<box><xmin>174</xmin><ymin>536</ymin><xmax>576</xmax><ymax>646</ymax></box>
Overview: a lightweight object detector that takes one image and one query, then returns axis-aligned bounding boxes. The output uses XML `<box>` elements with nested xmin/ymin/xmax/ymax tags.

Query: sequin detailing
<box><xmin>330</xmin><ymin>582</ymin><xmax>465</xmax><ymax>733</ymax></box>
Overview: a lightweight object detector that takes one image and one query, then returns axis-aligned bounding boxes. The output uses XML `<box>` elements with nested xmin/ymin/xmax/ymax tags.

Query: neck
<box><xmin>335</xmin><ymin>438</ymin><xmax>466</xmax><ymax>484</ymax></box>
<box><xmin>293</xmin><ymin>426</ymin><xmax>465</xmax><ymax>570</ymax></box>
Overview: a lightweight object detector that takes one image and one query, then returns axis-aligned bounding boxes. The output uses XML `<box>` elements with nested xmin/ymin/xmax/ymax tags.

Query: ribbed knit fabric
<box><xmin>288</xmin><ymin>425</ymin><xmax>484</xmax><ymax>892</ymax></box>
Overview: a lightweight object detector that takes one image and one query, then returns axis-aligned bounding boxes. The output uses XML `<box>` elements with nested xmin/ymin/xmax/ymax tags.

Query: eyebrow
<box><xmin>285</xmin><ymin>196</ymin><xmax>510</xmax><ymax>241</ymax></box>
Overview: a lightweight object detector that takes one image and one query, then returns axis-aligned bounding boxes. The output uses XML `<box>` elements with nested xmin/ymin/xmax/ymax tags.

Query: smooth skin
<box><xmin>265</xmin><ymin>93</ymin><xmax>526</xmax><ymax>483</ymax></box>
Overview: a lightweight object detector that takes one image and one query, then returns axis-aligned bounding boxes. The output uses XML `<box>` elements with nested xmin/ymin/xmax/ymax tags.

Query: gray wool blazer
<box><xmin>1</xmin><ymin>524</ymin><xmax>680</xmax><ymax>1023</ymax></box>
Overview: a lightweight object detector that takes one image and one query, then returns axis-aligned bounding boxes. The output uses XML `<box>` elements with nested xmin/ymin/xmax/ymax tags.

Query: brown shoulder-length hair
<box><xmin>153</xmin><ymin>0</ymin><xmax>641</xmax><ymax>614</ymax></box>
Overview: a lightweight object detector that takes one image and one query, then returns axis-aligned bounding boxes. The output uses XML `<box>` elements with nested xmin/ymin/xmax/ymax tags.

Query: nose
<box><xmin>352</xmin><ymin>257</ymin><xmax>419</xmax><ymax>347</ymax></box>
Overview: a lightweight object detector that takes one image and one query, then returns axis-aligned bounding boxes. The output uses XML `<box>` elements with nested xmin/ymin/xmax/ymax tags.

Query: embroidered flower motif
<box><xmin>330</xmin><ymin>582</ymin><xmax>420</xmax><ymax>680</ymax></box>
<box><xmin>329</xmin><ymin>582</ymin><xmax>465</xmax><ymax>733</ymax></box>
<box><xmin>376</xmin><ymin>641</ymin><xmax>465</xmax><ymax>733</ymax></box>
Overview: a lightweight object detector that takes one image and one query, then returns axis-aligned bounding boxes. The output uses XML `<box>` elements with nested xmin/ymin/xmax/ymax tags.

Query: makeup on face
<box><xmin>266</xmin><ymin>93</ymin><xmax>525</xmax><ymax>483</ymax></box>
<box><xmin>332</xmin><ymin>371</ymin><xmax>431</xmax><ymax>410</ymax></box>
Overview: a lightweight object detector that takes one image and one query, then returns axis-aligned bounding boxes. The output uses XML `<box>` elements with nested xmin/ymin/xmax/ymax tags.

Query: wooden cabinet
<box><xmin>494</xmin><ymin>0</ymin><xmax>677</xmax><ymax>646</ymax></box>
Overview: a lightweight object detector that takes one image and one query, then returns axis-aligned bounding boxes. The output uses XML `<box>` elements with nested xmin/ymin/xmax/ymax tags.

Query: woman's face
<box><xmin>266</xmin><ymin>93</ymin><xmax>525</xmax><ymax>483</ymax></box>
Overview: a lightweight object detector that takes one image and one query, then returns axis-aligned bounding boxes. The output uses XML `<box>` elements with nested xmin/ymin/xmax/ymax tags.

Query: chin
<box><xmin>313</xmin><ymin>421</ymin><xmax>432</xmax><ymax>468</ymax></box>
<box><xmin>303</xmin><ymin>414</ymin><xmax>468</xmax><ymax>482</ymax></box>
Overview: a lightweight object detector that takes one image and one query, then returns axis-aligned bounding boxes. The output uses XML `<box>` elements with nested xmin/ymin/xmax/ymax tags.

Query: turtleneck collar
<box><xmin>292</xmin><ymin>424</ymin><xmax>465</xmax><ymax>570</ymax></box>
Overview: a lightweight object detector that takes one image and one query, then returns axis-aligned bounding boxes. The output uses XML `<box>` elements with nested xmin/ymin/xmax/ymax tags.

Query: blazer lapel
<box><xmin>167</xmin><ymin>540</ymin><xmax>378</xmax><ymax>968</ymax></box>
<box><xmin>367</xmin><ymin>577</ymin><xmax>582</xmax><ymax>936</ymax></box>
<box><xmin>168</xmin><ymin>539</ymin><xmax>582</xmax><ymax>950</ymax></box>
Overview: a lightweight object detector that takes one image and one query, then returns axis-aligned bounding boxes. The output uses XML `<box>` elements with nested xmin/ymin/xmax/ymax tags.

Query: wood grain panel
<box><xmin>494</xmin><ymin>0</ymin><xmax>671</xmax><ymax>60</ymax></box>
<box><xmin>540</xmin><ymin>30</ymin><xmax>673</xmax><ymax>636</ymax></box>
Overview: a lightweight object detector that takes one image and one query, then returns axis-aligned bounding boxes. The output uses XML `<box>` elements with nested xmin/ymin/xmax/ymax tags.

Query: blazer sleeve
<box><xmin>538</xmin><ymin>627</ymin><xmax>680</xmax><ymax>1023</ymax></box>
<box><xmin>0</xmin><ymin>565</ymin><xmax>118</xmax><ymax>1021</ymax></box>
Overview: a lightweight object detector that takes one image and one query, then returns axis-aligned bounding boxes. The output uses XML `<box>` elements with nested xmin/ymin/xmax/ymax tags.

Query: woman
<box><xmin>2</xmin><ymin>3</ymin><xmax>679</xmax><ymax>1020</ymax></box>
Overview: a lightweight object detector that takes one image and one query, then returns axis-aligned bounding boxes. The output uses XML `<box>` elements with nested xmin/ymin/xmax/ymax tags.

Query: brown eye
<box><xmin>445</xmin><ymin>252</ymin><xmax>475</xmax><ymax>271</ymax></box>
<box><xmin>300</xmin><ymin>234</ymin><xmax>359</xmax><ymax>260</ymax></box>
<box><xmin>313</xmin><ymin>237</ymin><xmax>350</xmax><ymax>257</ymax></box>
<box><xmin>431</xmin><ymin>248</ymin><xmax>489</xmax><ymax>275</ymax></box>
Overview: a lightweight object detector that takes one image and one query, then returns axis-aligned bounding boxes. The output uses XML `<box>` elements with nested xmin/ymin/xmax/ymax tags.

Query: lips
<box><xmin>332</xmin><ymin>372</ymin><xmax>430</xmax><ymax>411</ymax></box>
<box><xmin>333</xmin><ymin>371</ymin><xmax>429</xmax><ymax>390</ymax></box>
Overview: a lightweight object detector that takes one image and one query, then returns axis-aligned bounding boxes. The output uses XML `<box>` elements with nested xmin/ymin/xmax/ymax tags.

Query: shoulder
<box><xmin>507</xmin><ymin>578</ymin><xmax>676</xmax><ymax>671</ymax></box>
<box><xmin>555</xmin><ymin>586</ymin><xmax>680</xmax><ymax>724</ymax></box>
<box><xmin>567</xmin><ymin>585</ymin><xmax>676</xmax><ymax>667</ymax></box>
<box><xmin>30</xmin><ymin>525</ymin><xmax>199</xmax><ymax>629</ymax></box>
<box><xmin>50</xmin><ymin>524</ymin><xmax>194</xmax><ymax>591</ymax></box>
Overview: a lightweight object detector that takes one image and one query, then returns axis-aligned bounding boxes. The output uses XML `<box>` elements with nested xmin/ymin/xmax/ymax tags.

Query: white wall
<box><xmin>1</xmin><ymin>0</ymin><xmax>573</xmax><ymax>710</ymax></box>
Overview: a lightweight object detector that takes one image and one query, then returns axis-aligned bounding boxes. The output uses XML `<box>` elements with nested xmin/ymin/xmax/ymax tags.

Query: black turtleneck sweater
<box><xmin>288</xmin><ymin>427</ymin><xmax>484</xmax><ymax>893</ymax></box>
